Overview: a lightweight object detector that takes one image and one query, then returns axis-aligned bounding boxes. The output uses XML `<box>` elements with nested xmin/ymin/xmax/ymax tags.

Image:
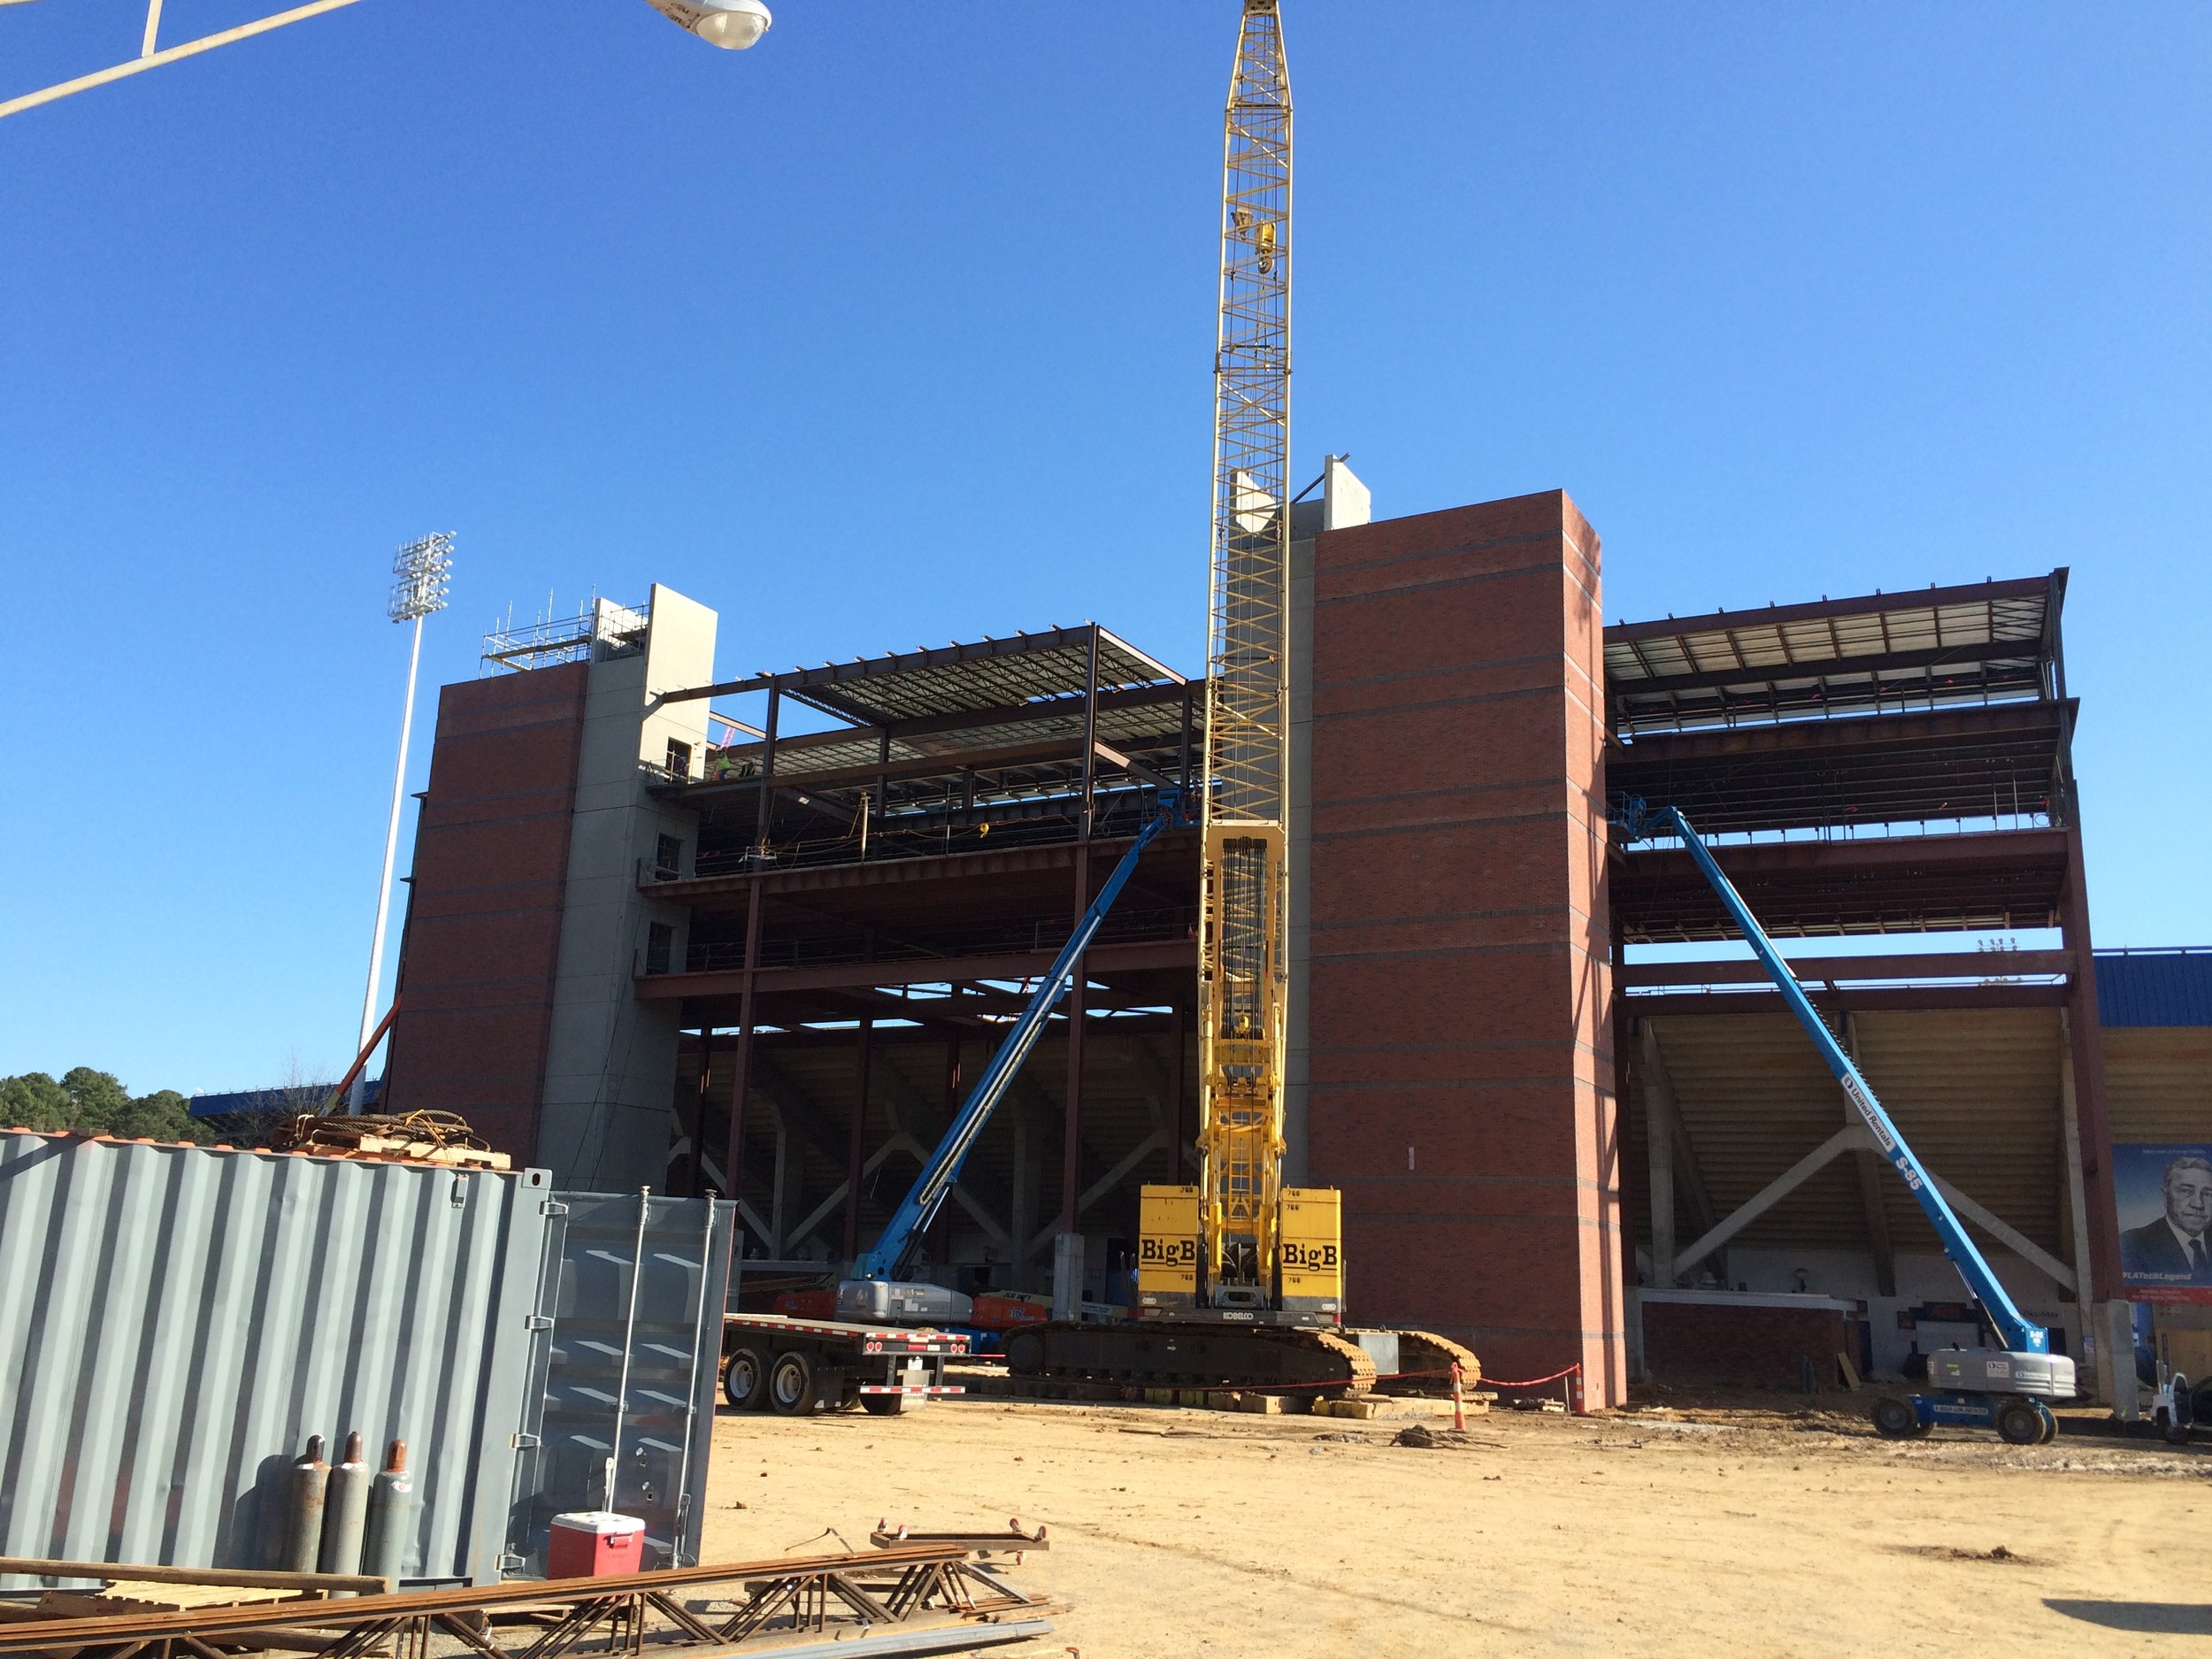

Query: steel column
<box><xmin>1079</xmin><ymin>624</ymin><xmax>1100</xmax><ymax>841</ymax></box>
<box><xmin>720</xmin><ymin>886</ymin><xmax>764</xmax><ymax>1214</ymax></box>
<box><xmin>1060</xmin><ymin>845</ymin><xmax>1091</xmax><ymax>1236</ymax></box>
<box><xmin>691</xmin><ymin>1026</ymin><xmax>716</xmax><ymax>1198</ymax></box>
<box><xmin>845</xmin><ymin>1018</ymin><xmax>872</xmax><ymax>1263</ymax></box>
<box><xmin>1640</xmin><ymin>1019</ymin><xmax>1676</xmax><ymax>1286</ymax></box>
<box><xmin>753</xmin><ymin>683</ymin><xmax>782</xmax><ymax>858</ymax></box>
<box><xmin>2060</xmin><ymin>826</ymin><xmax>2119</xmax><ymax>1300</ymax></box>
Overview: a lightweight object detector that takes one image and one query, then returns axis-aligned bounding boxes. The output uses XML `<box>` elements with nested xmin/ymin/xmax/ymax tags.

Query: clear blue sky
<box><xmin>2</xmin><ymin>2</ymin><xmax>2205</xmax><ymax>1095</ymax></box>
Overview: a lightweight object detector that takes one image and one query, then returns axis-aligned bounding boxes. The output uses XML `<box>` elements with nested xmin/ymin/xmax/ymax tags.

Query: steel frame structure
<box><xmin>641</xmin><ymin>627</ymin><xmax>1204</xmax><ymax>1275</ymax></box>
<box><xmin>1605</xmin><ymin>568</ymin><xmax>2121</xmax><ymax>1323</ymax></box>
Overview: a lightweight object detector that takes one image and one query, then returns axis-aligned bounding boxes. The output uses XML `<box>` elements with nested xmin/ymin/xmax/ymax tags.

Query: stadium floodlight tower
<box><xmin>348</xmin><ymin>532</ymin><xmax>454</xmax><ymax>1112</ymax></box>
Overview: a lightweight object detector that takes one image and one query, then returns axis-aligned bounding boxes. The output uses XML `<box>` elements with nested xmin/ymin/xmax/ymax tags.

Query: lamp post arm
<box><xmin>0</xmin><ymin>0</ymin><xmax>366</xmax><ymax>121</ymax></box>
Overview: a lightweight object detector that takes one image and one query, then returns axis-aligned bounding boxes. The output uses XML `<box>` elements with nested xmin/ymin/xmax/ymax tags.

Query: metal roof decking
<box><xmin>1604</xmin><ymin>572</ymin><xmax>2064</xmax><ymax>736</ymax></box>
<box><xmin>2096</xmin><ymin>949</ymin><xmax>2212</xmax><ymax>1028</ymax></box>
<box><xmin>664</xmin><ymin>626</ymin><xmax>1184</xmax><ymax>719</ymax></box>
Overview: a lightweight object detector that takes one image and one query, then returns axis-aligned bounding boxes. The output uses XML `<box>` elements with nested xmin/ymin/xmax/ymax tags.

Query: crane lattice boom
<box><xmin>1197</xmin><ymin>0</ymin><xmax>1294</xmax><ymax>1303</ymax></box>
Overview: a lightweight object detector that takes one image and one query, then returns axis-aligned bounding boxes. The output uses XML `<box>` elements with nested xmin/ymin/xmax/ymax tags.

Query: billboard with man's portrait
<box><xmin>2116</xmin><ymin>1143</ymin><xmax>2212</xmax><ymax>1304</ymax></box>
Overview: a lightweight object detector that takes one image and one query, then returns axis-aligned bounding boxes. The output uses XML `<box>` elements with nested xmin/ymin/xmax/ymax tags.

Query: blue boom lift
<box><xmin>833</xmin><ymin>790</ymin><xmax>1181</xmax><ymax>1326</ymax></box>
<box><xmin>1617</xmin><ymin>801</ymin><xmax>2077</xmax><ymax>1445</ymax></box>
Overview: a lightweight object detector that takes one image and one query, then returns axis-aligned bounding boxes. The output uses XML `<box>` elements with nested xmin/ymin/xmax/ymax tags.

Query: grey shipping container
<box><xmin>0</xmin><ymin>1133</ymin><xmax>557</xmax><ymax>1586</ymax></box>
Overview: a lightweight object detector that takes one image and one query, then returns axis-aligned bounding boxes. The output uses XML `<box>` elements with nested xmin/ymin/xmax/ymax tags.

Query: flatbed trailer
<box><xmin>721</xmin><ymin>1312</ymin><xmax>968</xmax><ymax>1417</ymax></box>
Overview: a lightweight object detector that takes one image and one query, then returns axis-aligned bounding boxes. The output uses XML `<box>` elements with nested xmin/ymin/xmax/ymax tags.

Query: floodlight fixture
<box><xmin>388</xmin><ymin>530</ymin><xmax>454</xmax><ymax>624</ymax></box>
<box><xmin>641</xmin><ymin>0</ymin><xmax>772</xmax><ymax>50</ymax></box>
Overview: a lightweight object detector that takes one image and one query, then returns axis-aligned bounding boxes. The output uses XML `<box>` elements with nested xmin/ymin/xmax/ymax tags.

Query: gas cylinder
<box><xmin>281</xmin><ymin>1434</ymin><xmax>331</xmax><ymax>1574</ymax></box>
<box><xmin>320</xmin><ymin>1432</ymin><xmax>372</xmax><ymax>1578</ymax></box>
<box><xmin>360</xmin><ymin>1439</ymin><xmax>415</xmax><ymax>1588</ymax></box>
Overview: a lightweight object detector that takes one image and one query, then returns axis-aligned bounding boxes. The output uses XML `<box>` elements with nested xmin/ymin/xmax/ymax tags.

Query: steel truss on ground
<box><xmin>0</xmin><ymin>1548</ymin><xmax>1046</xmax><ymax>1659</ymax></box>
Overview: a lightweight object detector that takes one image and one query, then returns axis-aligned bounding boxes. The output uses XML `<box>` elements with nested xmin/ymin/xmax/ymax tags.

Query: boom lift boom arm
<box><xmin>841</xmin><ymin>796</ymin><xmax>1179</xmax><ymax>1315</ymax></box>
<box><xmin>1617</xmin><ymin>801</ymin><xmax>2051</xmax><ymax>1357</ymax></box>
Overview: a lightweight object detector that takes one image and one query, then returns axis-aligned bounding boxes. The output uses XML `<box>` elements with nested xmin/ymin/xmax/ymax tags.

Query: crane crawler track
<box><xmin>1004</xmin><ymin>1321</ymin><xmax>1377</xmax><ymax>1397</ymax></box>
<box><xmin>1366</xmin><ymin>1329</ymin><xmax>1482</xmax><ymax>1394</ymax></box>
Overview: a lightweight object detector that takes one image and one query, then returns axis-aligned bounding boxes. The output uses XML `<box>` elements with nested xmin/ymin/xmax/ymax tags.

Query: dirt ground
<box><xmin>695</xmin><ymin>1387</ymin><xmax>2212</xmax><ymax>1658</ymax></box>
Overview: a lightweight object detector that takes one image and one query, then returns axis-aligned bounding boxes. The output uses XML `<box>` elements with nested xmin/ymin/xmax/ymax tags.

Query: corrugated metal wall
<box><xmin>505</xmin><ymin>1193</ymin><xmax>733</xmax><ymax>1576</ymax></box>
<box><xmin>2097</xmin><ymin>949</ymin><xmax>2212</xmax><ymax>1029</ymax></box>
<box><xmin>0</xmin><ymin>1134</ymin><xmax>555</xmax><ymax>1585</ymax></box>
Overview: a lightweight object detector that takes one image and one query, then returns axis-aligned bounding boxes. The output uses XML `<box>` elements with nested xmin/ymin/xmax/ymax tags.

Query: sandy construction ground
<box><xmin>695</xmin><ymin>1389</ymin><xmax>2212</xmax><ymax>1658</ymax></box>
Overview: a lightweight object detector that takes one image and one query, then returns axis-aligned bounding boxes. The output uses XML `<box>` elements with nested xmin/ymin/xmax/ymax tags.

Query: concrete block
<box><xmin>1239</xmin><ymin>1394</ymin><xmax>1286</xmax><ymax>1415</ymax></box>
<box><xmin>1320</xmin><ymin>1397</ymin><xmax>1382</xmax><ymax>1419</ymax></box>
<box><xmin>1176</xmin><ymin>1389</ymin><xmax>1212</xmax><ymax>1408</ymax></box>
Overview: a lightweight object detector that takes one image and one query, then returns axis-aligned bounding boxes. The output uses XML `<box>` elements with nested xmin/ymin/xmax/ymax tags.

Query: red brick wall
<box><xmin>1642</xmin><ymin>1301</ymin><xmax>1853</xmax><ymax>1389</ymax></box>
<box><xmin>1306</xmin><ymin>489</ymin><xmax>1625</xmax><ymax>1403</ymax></box>
<box><xmin>381</xmin><ymin>664</ymin><xmax>589</xmax><ymax>1162</ymax></box>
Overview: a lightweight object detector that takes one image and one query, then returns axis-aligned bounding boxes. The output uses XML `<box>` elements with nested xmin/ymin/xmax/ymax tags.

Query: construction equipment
<box><xmin>717</xmin><ymin>797</ymin><xmax>1183</xmax><ymax>1417</ymax></box>
<box><xmin>1617</xmin><ymin>800</ymin><xmax>2077</xmax><ymax>1444</ymax></box>
<box><xmin>721</xmin><ymin>1310</ymin><xmax>968</xmax><ymax>1417</ymax></box>
<box><xmin>833</xmin><ymin>795</ymin><xmax>1181</xmax><ymax>1324</ymax></box>
<box><xmin>1003</xmin><ymin>0</ymin><xmax>1476</xmax><ymax>1400</ymax></box>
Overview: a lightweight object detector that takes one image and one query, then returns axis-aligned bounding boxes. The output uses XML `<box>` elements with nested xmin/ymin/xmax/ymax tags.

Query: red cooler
<box><xmin>548</xmin><ymin>1511</ymin><xmax>646</xmax><ymax>1578</ymax></box>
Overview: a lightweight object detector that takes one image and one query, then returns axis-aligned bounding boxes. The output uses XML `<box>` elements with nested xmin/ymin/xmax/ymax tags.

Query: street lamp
<box><xmin>348</xmin><ymin>532</ymin><xmax>453</xmax><ymax>1113</ymax></box>
<box><xmin>642</xmin><ymin>0</ymin><xmax>772</xmax><ymax>50</ymax></box>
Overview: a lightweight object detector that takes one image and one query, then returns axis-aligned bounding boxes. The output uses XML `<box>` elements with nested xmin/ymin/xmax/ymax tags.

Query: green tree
<box><xmin>0</xmin><ymin>1070</ymin><xmax>212</xmax><ymax>1144</ymax></box>
<box><xmin>0</xmin><ymin>1071</ymin><xmax>72</xmax><ymax>1132</ymax></box>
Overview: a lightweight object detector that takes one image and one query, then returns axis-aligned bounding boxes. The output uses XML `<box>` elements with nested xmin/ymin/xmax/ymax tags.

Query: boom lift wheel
<box><xmin>770</xmin><ymin>1349</ymin><xmax>819</xmax><ymax>1416</ymax></box>
<box><xmin>860</xmin><ymin>1392</ymin><xmax>910</xmax><ymax>1417</ymax></box>
<box><xmin>725</xmin><ymin>1343</ymin><xmax>772</xmax><ymax>1411</ymax></box>
<box><xmin>1993</xmin><ymin>1397</ymin><xmax>2043</xmax><ymax>1446</ymax></box>
<box><xmin>1870</xmin><ymin>1395</ymin><xmax>1926</xmax><ymax>1440</ymax></box>
<box><xmin>2034</xmin><ymin>1401</ymin><xmax>2059</xmax><ymax>1445</ymax></box>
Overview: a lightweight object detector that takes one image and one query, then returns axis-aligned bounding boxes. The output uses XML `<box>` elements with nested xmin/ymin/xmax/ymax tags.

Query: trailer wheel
<box><xmin>1994</xmin><ymin>1398</ymin><xmax>2042</xmax><ymax>1445</ymax></box>
<box><xmin>770</xmin><ymin>1349</ymin><xmax>818</xmax><ymax>1416</ymax></box>
<box><xmin>725</xmin><ymin>1344</ymin><xmax>772</xmax><ymax>1411</ymax></box>
<box><xmin>860</xmin><ymin>1393</ymin><xmax>910</xmax><ymax>1417</ymax></box>
<box><xmin>2166</xmin><ymin>1374</ymin><xmax>2194</xmax><ymax>1445</ymax></box>
<box><xmin>1870</xmin><ymin>1396</ymin><xmax>1924</xmax><ymax>1440</ymax></box>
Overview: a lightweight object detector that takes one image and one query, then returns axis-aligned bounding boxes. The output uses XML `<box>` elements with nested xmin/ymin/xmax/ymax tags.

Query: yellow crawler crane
<box><xmin>1005</xmin><ymin>1</ymin><xmax>1477</xmax><ymax>1402</ymax></box>
<box><xmin>1142</xmin><ymin>0</ymin><xmax>1337</xmax><ymax>1317</ymax></box>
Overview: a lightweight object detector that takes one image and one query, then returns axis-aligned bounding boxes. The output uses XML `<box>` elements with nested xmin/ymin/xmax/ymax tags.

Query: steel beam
<box><xmin>637</xmin><ymin>939</ymin><xmax>1193</xmax><ymax>1000</ymax></box>
<box><xmin>1623</xmin><ymin>984</ymin><xmax>2070</xmax><ymax>1014</ymax></box>
<box><xmin>1619</xmin><ymin>949</ymin><xmax>2072</xmax><ymax>989</ymax></box>
<box><xmin>1673</xmin><ymin>1125</ymin><xmax>1862</xmax><ymax>1276</ymax></box>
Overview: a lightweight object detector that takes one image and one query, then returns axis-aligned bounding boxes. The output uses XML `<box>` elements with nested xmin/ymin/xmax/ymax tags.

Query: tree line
<box><xmin>0</xmin><ymin>1069</ymin><xmax>214</xmax><ymax>1144</ymax></box>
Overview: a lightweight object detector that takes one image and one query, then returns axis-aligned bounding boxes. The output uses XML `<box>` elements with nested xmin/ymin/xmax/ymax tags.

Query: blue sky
<box><xmin>2</xmin><ymin>1</ymin><xmax>2205</xmax><ymax>1094</ymax></box>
